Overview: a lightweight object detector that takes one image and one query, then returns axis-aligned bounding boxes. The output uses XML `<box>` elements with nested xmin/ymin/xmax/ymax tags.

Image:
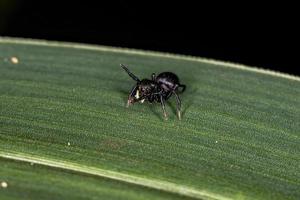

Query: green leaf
<box><xmin>0</xmin><ymin>37</ymin><xmax>299</xmax><ymax>200</ymax></box>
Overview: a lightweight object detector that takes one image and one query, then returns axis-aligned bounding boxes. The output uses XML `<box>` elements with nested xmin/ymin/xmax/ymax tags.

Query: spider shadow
<box><xmin>147</xmin><ymin>104</ymin><xmax>163</xmax><ymax>120</ymax></box>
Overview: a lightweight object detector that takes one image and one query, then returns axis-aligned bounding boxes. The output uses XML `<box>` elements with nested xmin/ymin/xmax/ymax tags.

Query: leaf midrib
<box><xmin>0</xmin><ymin>151</ymin><xmax>231</xmax><ymax>200</ymax></box>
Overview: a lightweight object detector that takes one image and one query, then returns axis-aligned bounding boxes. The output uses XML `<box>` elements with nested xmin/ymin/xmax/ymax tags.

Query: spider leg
<box><xmin>127</xmin><ymin>85</ymin><xmax>138</xmax><ymax>107</ymax></box>
<box><xmin>172</xmin><ymin>91</ymin><xmax>182</xmax><ymax>120</ymax></box>
<box><xmin>151</xmin><ymin>73</ymin><xmax>156</xmax><ymax>81</ymax></box>
<box><xmin>160</xmin><ymin>94</ymin><xmax>168</xmax><ymax>120</ymax></box>
<box><xmin>120</xmin><ymin>64</ymin><xmax>141</xmax><ymax>82</ymax></box>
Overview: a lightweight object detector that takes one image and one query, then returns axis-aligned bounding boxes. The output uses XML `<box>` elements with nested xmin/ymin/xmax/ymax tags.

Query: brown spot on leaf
<box><xmin>100</xmin><ymin>138</ymin><xmax>126</xmax><ymax>151</ymax></box>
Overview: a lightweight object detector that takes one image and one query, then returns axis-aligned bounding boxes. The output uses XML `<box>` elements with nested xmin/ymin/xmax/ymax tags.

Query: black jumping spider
<box><xmin>121</xmin><ymin>64</ymin><xmax>186</xmax><ymax>120</ymax></box>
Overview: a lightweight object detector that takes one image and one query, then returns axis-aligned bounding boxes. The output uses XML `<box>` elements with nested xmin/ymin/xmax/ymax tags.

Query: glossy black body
<box><xmin>121</xmin><ymin>64</ymin><xmax>186</xmax><ymax>120</ymax></box>
<box><xmin>156</xmin><ymin>72</ymin><xmax>184</xmax><ymax>99</ymax></box>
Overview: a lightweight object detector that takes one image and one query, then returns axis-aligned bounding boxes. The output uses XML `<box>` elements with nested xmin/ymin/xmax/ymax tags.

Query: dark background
<box><xmin>1</xmin><ymin>1</ymin><xmax>299</xmax><ymax>75</ymax></box>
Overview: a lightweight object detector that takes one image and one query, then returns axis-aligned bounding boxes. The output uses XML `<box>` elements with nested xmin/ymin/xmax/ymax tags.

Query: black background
<box><xmin>1</xmin><ymin>1</ymin><xmax>299</xmax><ymax>75</ymax></box>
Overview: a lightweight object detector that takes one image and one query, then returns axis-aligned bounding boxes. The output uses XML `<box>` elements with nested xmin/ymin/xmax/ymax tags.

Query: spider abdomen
<box><xmin>156</xmin><ymin>72</ymin><xmax>180</xmax><ymax>97</ymax></box>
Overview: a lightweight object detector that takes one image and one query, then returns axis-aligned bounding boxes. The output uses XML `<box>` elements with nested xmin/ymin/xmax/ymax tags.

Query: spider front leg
<box><xmin>172</xmin><ymin>91</ymin><xmax>182</xmax><ymax>120</ymax></box>
<box><xmin>127</xmin><ymin>85</ymin><xmax>138</xmax><ymax>107</ymax></box>
<box><xmin>159</xmin><ymin>94</ymin><xmax>168</xmax><ymax>120</ymax></box>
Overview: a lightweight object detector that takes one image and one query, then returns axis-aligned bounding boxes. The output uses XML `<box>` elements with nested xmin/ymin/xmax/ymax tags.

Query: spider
<box><xmin>121</xmin><ymin>64</ymin><xmax>186</xmax><ymax>120</ymax></box>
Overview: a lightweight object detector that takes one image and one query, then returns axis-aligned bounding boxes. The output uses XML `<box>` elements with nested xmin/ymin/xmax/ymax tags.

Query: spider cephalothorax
<box><xmin>121</xmin><ymin>64</ymin><xmax>186</xmax><ymax>120</ymax></box>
